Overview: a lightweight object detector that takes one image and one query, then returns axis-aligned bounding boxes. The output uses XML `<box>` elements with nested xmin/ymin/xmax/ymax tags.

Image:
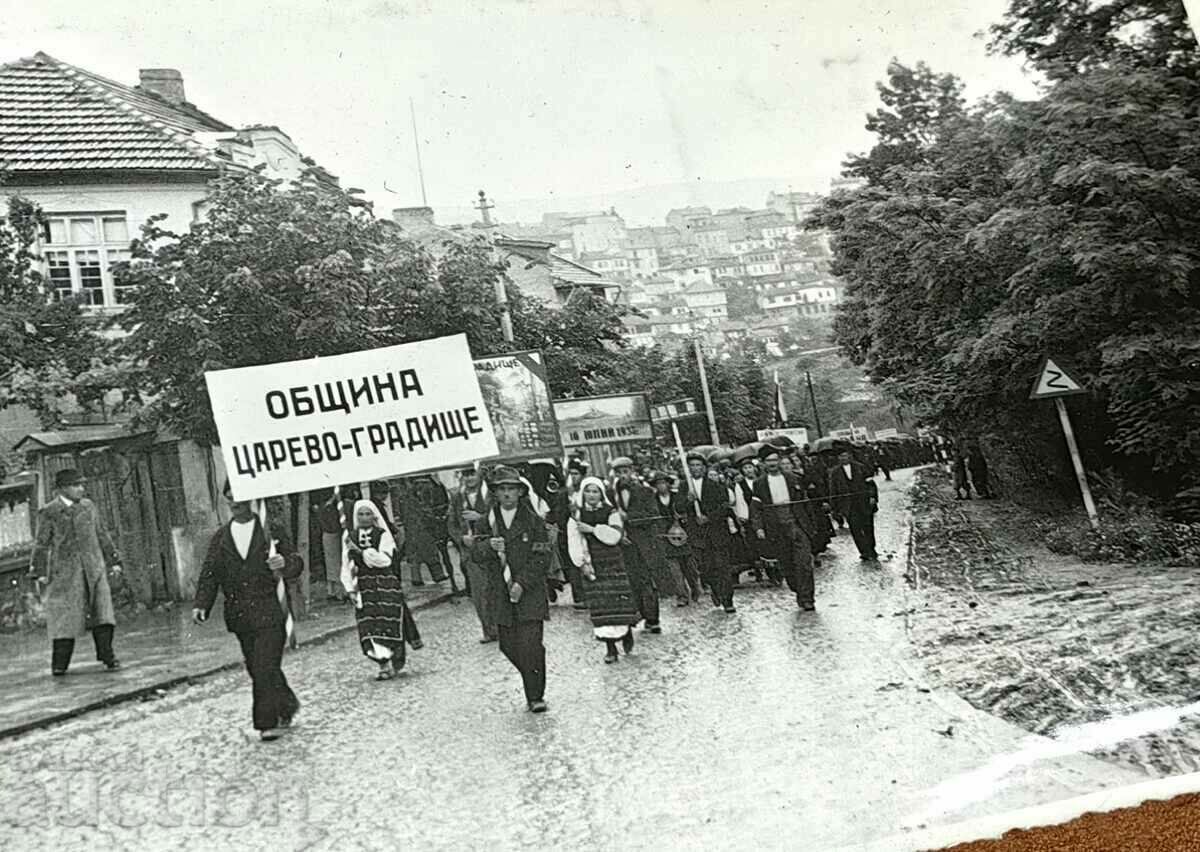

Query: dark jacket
<box><xmin>681</xmin><ymin>474</ymin><xmax>730</xmax><ymax>530</ymax></box>
<box><xmin>827</xmin><ymin>462</ymin><xmax>878</xmax><ymax>518</ymax></box>
<box><xmin>194</xmin><ymin>518</ymin><xmax>304</xmax><ymax>634</ymax></box>
<box><xmin>750</xmin><ymin>471</ymin><xmax>816</xmax><ymax>538</ymax></box>
<box><xmin>472</xmin><ymin>502</ymin><xmax>550</xmax><ymax>625</ymax></box>
<box><xmin>612</xmin><ymin>479</ymin><xmax>660</xmax><ymax>547</ymax></box>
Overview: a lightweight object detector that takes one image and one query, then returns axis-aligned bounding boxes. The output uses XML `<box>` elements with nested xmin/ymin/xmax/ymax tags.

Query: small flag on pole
<box><xmin>773</xmin><ymin>369</ymin><xmax>788</xmax><ymax>426</ymax></box>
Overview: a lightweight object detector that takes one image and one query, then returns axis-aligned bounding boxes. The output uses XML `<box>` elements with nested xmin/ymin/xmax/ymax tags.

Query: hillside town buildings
<box><xmin>489</xmin><ymin>184</ymin><xmax>847</xmax><ymax>353</ymax></box>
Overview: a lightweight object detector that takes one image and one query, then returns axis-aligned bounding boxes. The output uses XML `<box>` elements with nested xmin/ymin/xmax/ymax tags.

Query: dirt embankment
<box><xmin>907</xmin><ymin>468</ymin><xmax>1200</xmax><ymax>777</ymax></box>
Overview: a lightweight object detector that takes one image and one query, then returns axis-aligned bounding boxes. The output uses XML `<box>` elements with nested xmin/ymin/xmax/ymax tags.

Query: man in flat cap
<box><xmin>30</xmin><ymin>469</ymin><xmax>124</xmax><ymax>675</ymax></box>
<box><xmin>472</xmin><ymin>466</ymin><xmax>550</xmax><ymax>713</ymax></box>
<box><xmin>750</xmin><ymin>444</ymin><xmax>818</xmax><ymax>611</ymax></box>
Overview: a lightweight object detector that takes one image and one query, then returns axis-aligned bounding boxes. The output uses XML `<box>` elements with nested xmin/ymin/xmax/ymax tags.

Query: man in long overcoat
<box><xmin>471</xmin><ymin>467</ymin><xmax>550</xmax><ymax>713</ymax></box>
<box><xmin>30</xmin><ymin>469</ymin><xmax>123</xmax><ymax>675</ymax></box>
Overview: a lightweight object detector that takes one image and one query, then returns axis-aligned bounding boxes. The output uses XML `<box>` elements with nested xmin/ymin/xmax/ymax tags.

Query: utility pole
<box><xmin>476</xmin><ymin>189</ymin><xmax>513</xmax><ymax>343</ymax></box>
<box><xmin>693</xmin><ymin>338</ymin><xmax>720</xmax><ymax>445</ymax></box>
<box><xmin>409</xmin><ymin>98</ymin><xmax>428</xmax><ymax>207</ymax></box>
<box><xmin>805</xmin><ymin>370</ymin><xmax>823</xmax><ymax>437</ymax></box>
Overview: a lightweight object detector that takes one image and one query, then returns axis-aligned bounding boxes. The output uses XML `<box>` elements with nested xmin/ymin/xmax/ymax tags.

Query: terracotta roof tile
<box><xmin>0</xmin><ymin>52</ymin><xmax>230</xmax><ymax>173</ymax></box>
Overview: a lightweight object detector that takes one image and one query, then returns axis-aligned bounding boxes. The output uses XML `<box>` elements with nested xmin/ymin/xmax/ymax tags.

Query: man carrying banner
<box><xmin>471</xmin><ymin>467</ymin><xmax>550</xmax><ymax>713</ymax></box>
<box><xmin>193</xmin><ymin>481</ymin><xmax>304</xmax><ymax>741</ymax></box>
<box><xmin>750</xmin><ymin>445</ymin><xmax>817</xmax><ymax>612</ymax></box>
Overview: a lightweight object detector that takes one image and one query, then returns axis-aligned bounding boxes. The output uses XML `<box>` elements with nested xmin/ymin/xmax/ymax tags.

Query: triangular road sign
<box><xmin>1030</xmin><ymin>356</ymin><xmax>1087</xmax><ymax>400</ymax></box>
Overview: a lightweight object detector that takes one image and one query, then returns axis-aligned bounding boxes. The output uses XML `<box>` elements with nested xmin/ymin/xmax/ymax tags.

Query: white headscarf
<box><xmin>341</xmin><ymin>499</ymin><xmax>397</xmax><ymax>600</ymax></box>
<box><xmin>573</xmin><ymin>475</ymin><xmax>613</xmax><ymax>509</ymax></box>
<box><xmin>567</xmin><ymin>476</ymin><xmax>623</xmax><ymax>568</ymax></box>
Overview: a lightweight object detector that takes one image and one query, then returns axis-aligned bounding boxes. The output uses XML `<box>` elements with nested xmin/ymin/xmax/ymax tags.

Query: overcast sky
<box><xmin>1</xmin><ymin>0</ymin><xmax>1042</xmax><ymax>225</ymax></box>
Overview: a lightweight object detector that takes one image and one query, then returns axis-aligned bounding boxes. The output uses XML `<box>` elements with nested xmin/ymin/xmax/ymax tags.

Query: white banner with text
<box><xmin>206</xmin><ymin>334</ymin><xmax>499</xmax><ymax>501</ymax></box>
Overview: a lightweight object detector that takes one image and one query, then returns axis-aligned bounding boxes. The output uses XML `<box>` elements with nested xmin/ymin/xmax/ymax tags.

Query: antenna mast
<box><xmin>409</xmin><ymin>97</ymin><xmax>428</xmax><ymax>206</ymax></box>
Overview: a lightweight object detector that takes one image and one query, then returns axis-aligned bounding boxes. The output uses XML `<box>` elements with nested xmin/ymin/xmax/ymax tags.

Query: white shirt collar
<box><xmin>499</xmin><ymin>506</ymin><xmax>517</xmax><ymax>526</ymax></box>
<box><xmin>59</xmin><ymin>494</ymin><xmax>75</xmax><ymax>507</ymax></box>
<box><xmin>843</xmin><ymin>463</ymin><xmax>853</xmax><ymax>477</ymax></box>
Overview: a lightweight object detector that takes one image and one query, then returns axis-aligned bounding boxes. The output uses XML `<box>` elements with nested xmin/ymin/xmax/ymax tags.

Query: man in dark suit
<box><xmin>472</xmin><ymin>467</ymin><xmax>550</xmax><ymax>713</ymax></box>
<box><xmin>750</xmin><ymin>445</ymin><xmax>817</xmax><ymax>610</ymax></box>
<box><xmin>30</xmin><ymin>469</ymin><xmax>124</xmax><ymax>675</ymax></box>
<box><xmin>827</xmin><ymin>449</ymin><xmax>879</xmax><ymax>561</ymax></box>
<box><xmin>612</xmin><ymin>456</ymin><xmax>663</xmax><ymax>633</ymax></box>
<box><xmin>192</xmin><ymin>481</ymin><xmax>305</xmax><ymax>741</ymax></box>
<box><xmin>682</xmin><ymin>451</ymin><xmax>737</xmax><ymax>613</ymax></box>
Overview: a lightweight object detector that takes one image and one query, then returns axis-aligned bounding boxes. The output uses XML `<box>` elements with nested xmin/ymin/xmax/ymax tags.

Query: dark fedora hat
<box><xmin>649</xmin><ymin>470</ymin><xmax>674</xmax><ymax>486</ymax></box>
<box><xmin>490</xmin><ymin>466</ymin><xmax>527</xmax><ymax>490</ymax></box>
<box><xmin>758</xmin><ymin>444</ymin><xmax>782</xmax><ymax>462</ymax></box>
<box><xmin>54</xmin><ymin>469</ymin><xmax>84</xmax><ymax>488</ymax></box>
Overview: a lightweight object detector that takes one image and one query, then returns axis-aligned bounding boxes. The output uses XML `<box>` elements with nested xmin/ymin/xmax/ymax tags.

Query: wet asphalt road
<box><xmin>0</xmin><ymin>469</ymin><xmax>1144</xmax><ymax>851</ymax></box>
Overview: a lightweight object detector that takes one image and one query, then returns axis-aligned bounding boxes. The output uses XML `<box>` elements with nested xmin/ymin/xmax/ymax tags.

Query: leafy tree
<box><xmin>509</xmin><ymin>287</ymin><xmax>630</xmax><ymax>397</ymax></box>
<box><xmin>0</xmin><ymin>191</ymin><xmax>105</xmax><ymax>429</ymax></box>
<box><xmin>813</xmin><ymin>4</ymin><xmax>1200</xmax><ymax>514</ymax></box>
<box><xmin>113</xmin><ymin>168</ymin><xmax>518</xmax><ymax>444</ymax></box>
<box><xmin>990</xmin><ymin>0</ymin><xmax>1200</xmax><ymax>80</ymax></box>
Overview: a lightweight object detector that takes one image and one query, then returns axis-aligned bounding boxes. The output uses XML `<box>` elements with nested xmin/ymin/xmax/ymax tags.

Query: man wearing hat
<box><xmin>30</xmin><ymin>469</ymin><xmax>124</xmax><ymax>675</ymax></box>
<box><xmin>750</xmin><ymin>444</ymin><xmax>818</xmax><ymax>611</ymax></box>
<box><xmin>471</xmin><ymin>466</ymin><xmax>551</xmax><ymax>713</ymax></box>
<box><xmin>611</xmin><ymin>456</ymin><xmax>663</xmax><ymax>633</ymax></box>
<box><xmin>683</xmin><ymin>450</ymin><xmax>737</xmax><ymax>613</ymax></box>
<box><xmin>193</xmin><ymin>481</ymin><xmax>305</xmax><ymax>740</ymax></box>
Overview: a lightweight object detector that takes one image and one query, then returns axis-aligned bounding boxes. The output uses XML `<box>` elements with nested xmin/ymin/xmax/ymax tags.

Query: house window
<box><xmin>40</xmin><ymin>212</ymin><xmax>133</xmax><ymax>308</ymax></box>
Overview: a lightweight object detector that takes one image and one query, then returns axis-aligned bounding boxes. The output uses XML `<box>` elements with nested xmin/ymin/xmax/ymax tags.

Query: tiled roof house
<box><xmin>0</xmin><ymin>52</ymin><xmax>335</xmax><ymax>310</ymax></box>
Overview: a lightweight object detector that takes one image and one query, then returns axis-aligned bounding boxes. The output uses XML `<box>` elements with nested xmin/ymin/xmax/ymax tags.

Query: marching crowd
<box><xmin>280</xmin><ymin>434</ymin><xmax>933</xmax><ymax>728</ymax></box>
<box><xmin>30</xmin><ymin>435</ymin><xmax>939</xmax><ymax>742</ymax></box>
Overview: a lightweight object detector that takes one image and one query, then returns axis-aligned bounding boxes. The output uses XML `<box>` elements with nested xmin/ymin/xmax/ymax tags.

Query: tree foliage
<box><xmin>813</xmin><ymin>0</ymin><xmax>1200</xmax><ymax>514</ymax></box>
<box><xmin>0</xmin><ymin>190</ymin><xmax>104</xmax><ymax>428</ymax></box>
<box><xmin>110</xmin><ymin>167</ymin><xmax>641</xmax><ymax>445</ymax></box>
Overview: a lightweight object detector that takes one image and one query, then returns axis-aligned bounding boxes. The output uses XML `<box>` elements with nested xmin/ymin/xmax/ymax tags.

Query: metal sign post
<box><xmin>1054</xmin><ymin>397</ymin><xmax>1099</xmax><ymax>529</ymax></box>
<box><xmin>1030</xmin><ymin>356</ymin><xmax>1098</xmax><ymax>529</ymax></box>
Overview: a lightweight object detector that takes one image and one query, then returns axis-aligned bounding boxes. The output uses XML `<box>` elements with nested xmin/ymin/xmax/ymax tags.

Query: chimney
<box><xmin>138</xmin><ymin>68</ymin><xmax>185</xmax><ymax>105</ymax></box>
<box><xmin>391</xmin><ymin>207</ymin><xmax>436</xmax><ymax>231</ymax></box>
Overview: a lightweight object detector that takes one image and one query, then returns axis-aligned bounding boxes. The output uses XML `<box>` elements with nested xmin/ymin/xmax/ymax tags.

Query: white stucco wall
<box><xmin>2</xmin><ymin>180</ymin><xmax>210</xmax><ymax>239</ymax></box>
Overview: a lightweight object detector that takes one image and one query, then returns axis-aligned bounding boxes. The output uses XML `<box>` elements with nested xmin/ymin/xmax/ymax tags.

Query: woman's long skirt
<box><xmin>585</xmin><ymin>540</ymin><xmax>639</xmax><ymax>639</ymax></box>
<box><xmin>355</xmin><ymin>561</ymin><xmax>408</xmax><ymax>667</ymax></box>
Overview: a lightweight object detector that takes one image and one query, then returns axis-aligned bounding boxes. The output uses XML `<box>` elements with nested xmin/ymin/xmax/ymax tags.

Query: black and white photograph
<box><xmin>2</xmin><ymin>1</ymin><xmax>1200</xmax><ymax>849</ymax></box>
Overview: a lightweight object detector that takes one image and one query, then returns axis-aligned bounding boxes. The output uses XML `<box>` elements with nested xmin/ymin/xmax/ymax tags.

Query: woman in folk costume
<box><xmin>341</xmin><ymin>500</ymin><xmax>413</xmax><ymax>681</ymax></box>
<box><xmin>567</xmin><ymin>477</ymin><xmax>639</xmax><ymax>664</ymax></box>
